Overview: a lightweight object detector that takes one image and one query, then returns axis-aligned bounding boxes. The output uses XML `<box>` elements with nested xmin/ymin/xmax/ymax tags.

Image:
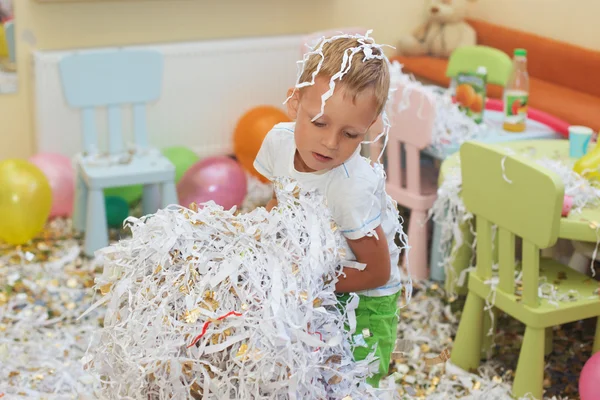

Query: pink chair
<box><xmin>375</xmin><ymin>83</ymin><xmax>438</xmax><ymax>279</ymax></box>
<box><xmin>300</xmin><ymin>27</ymin><xmax>368</xmax><ymax>58</ymax></box>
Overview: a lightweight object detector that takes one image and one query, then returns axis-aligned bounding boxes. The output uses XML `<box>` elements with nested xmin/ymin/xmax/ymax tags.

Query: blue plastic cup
<box><xmin>569</xmin><ymin>126</ymin><xmax>593</xmax><ymax>158</ymax></box>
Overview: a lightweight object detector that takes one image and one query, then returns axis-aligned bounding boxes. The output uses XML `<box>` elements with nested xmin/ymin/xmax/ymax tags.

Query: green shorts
<box><xmin>337</xmin><ymin>291</ymin><xmax>400</xmax><ymax>388</ymax></box>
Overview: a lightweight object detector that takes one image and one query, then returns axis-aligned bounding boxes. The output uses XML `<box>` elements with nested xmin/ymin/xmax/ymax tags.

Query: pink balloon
<box><xmin>29</xmin><ymin>153</ymin><xmax>75</xmax><ymax>218</ymax></box>
<box><xmin>177</xmin><ymin>156</ymin><xmax>248</xmax><ymax>210</ymax></box>
<box><xmin>580</xmin><ymin>351</ymin><xmax>600</xmax><ymax>399</ymax></box>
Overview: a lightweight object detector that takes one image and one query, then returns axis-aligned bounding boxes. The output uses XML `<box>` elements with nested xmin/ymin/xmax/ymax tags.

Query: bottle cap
<box><xmin>514</xmin><ymin>48</ymin><xmax>527</xmax><ymax>57</ymax></box>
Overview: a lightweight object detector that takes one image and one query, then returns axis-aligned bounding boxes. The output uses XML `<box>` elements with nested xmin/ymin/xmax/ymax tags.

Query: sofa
<box><xmin>390</xmin><ymin>19</ymin><xmax>600</xmax><ymax>132</ymax></box>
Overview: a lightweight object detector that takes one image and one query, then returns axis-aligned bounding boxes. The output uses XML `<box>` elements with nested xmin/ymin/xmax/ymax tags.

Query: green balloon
<box><xmin>161</xmin><ymin>146</ymin><xmax>200</xmax><ymax>183</ymax></box>
<box><xmin>104</xmin><ymin>185</ymin><xmax>143</xmax><ymax>205</ymax></box>
<box><xmin>105</xmin><ymin>196</ymin><xmax>130</xmax><ymax>228</ymax></box>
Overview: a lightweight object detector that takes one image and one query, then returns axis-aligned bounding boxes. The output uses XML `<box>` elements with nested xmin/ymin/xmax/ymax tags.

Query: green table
<box><xmin>438</xmin><ymin>139</ymin><xmax>600</xmax><ymax>293</ymax></box>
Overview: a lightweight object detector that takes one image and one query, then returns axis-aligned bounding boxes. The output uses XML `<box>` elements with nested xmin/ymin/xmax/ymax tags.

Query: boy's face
<box><xmin>286</xmin><ymin>75</ymin><xmax>379</xmax><ymax>173</ymax></box>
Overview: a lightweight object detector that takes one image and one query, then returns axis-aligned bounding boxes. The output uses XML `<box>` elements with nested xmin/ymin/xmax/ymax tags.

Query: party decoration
<box><xmin>233</xmin><ymin>105</ymin><xmax>290</xmax><ymax>183</ymax></box>
<box><xmin>0</xmin><ymin>159</ymin><xmax>52</xmax><ymax>245</ymax></box>
<box><xmin>105</xmin><ymin>196</ymin><xmax>129</xmax><ymax>228</ymax></box>
<box><xmin>580</xmin><ymin>351</ymin><xmax>600</xmax><ymax>400</ymax></box>
<box><xmin>29</xmin><ymin>152</ymin><xmax>75</xmax><ymax>218</ymax></box>
<box><xmin>161</xmin><ymin>146</ymin><xmax>200</xmax><ymax>183</ymax></box>
<box><xmin>104</xmin><ymin>184</ymin><xmax>143</xmax><ymax>205</ymax></box>
<box><xmin>177</xmin><ymin>156</ymin><xmax>247</xmax><ymax>210</ymax></box>
<box><xmin>84</xmin><ymin>178</ymin><xmax>391</xmax><ymax>399</ymax></box>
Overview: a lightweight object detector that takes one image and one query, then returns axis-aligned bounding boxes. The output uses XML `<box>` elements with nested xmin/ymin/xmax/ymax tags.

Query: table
<box><xmin>424</xmin><ymin>110</ymin><xmax>562</xmax><ymax>160</ymax></box>
<box><xmin>434</xmin><ymin>140</ymin><xmax>600</xmax><ymax>292</ymax></box>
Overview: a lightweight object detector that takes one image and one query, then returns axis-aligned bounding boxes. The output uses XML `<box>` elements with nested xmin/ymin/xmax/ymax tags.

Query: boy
<box><xmin>253</xmin><ymin>32</ymin><xmax>409</xmax><ymax>387</ymax></box>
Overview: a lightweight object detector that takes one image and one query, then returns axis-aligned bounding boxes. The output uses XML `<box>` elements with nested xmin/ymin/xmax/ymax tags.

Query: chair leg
<box><xmin>160</xmin><ymin>181</ymin><xmax>178</xmax><ymax>208</ymax></box>
<box><xmin>593</xmin><ymin>317</ymin><xmax>600</xmax><ymax>354</ymax></box>
<box><xmin>84</xmin><ymin>188</ymin><xmax>108</xmax><ymax>257</ymax></box>
<box><xmin>73</xmin><ymin>173</ymin><xmax>88</xmax><ymax>232</ymax></box>
<box><xmin>513</xmin><ymin>326</ymin><xmax>545</xmax><ymax>399</ymax></box>
<box><xmin>451</xmin><ymin>292</ymin><xmax>484</xmax><ymax>373</ymax></box>
<box><xmin>405</xmin><ymin>209</ymin><xmax>429</xmax><ymax>280</ymax></box>
<box><xmin>429</xmin><ymin>220</ymin><xmax>445</xmax><ymax>282</ymax></box>
<box><xmin>142</xmin><ymin>184</ymin><xmax>160</xmax><ymax>215</ymax></box>
<box><xmin>545</xmin><ymin>327</ymin><xmax>553</xmax><ymax>356</ymax></box>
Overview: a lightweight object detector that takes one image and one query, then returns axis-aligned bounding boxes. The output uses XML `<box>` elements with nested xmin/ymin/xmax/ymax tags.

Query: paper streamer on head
<box><xmin>83</xmin><ymin>177</ymin><xmax>401</xmax><ymax>400</ymax></box>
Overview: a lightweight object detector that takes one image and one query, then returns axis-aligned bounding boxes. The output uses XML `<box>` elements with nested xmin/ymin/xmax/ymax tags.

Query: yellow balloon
<box><xmin>0</xmin><ymin>159</ymin><xmax>52</xmax><ymax>245</ymax></box>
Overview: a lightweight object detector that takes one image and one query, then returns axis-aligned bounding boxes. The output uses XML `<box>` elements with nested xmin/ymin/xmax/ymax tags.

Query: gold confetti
<box><xmin>325</xmin><ymin>355</ymin><xmax>342</xmax><ymax>365</ymax></box>
<box><xmin>420</xmin><ymin>343</ymin><xmax>430</xmax><ymax>353</ymax></box>
<box><xmin>154</xmin><ymin>265</ymin><xmax>162</xmax><ymax>274</ymax></box>
<box><xmin>190</xmin><ymin>381</ymin><xmax>203</xmax><ymax>400</ymax></box>
<box><xmin>328</xmin><ymin>375</ymin><xmax>342</xmax><ymax>384</ymax></box>
<box><xmin>299</xmin><ymin>291</ymin><xmax>308</xmax><ymax>302</ymax></box>
<box><xmin>342</xmin><ymin>396</ymin><xmax>352</xmax><ymax>400</ymax></box>
<box><xmin>473</xmin><ymin>381</ymin><xmax>481</xmax><ymax>390</ymax></box>
<box><xmin>99</xmin><ymin>283</ymin><xmax>112</xmax><ymax>295</ymax></box>
<box><xmin>179</xmin><ymin>285</ymin><xmax>190</xmax><ymax>295</ymax></box>
<box><xmin>236</xmin><ymin>343</ymin><xmax>249</xmax><ymax>359</ymax></box>
<box><xmin>312</xmin><ymin>298</ymin><xmax>323</xmax><ymax>308</ymax></box>
<box><xmin>492</xmin><ymin>375</ymin><xmax>503</xmax><ymax>383</ymax></box>
<box><xmin>424</xmin><ymin>348</ymin><xmax>451</xmax><ymax>366</ymax></box>
<box><xmin>183</xmin><ymin>309</ymin><xmax>201</xmax><ymax>324</ymax></box>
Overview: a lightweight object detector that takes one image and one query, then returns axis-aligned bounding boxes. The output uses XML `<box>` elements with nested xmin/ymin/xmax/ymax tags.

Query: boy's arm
<box><xmin>335</xmin><ymin>225</ymin><xmax>391</xmax><ymax>293</ymax></box>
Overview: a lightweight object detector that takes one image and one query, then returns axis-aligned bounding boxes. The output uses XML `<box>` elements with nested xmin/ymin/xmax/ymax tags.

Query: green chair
<box><xmin>446</xmin><ymin>45</ymin><xmax>513</xmax><ymax>86</ymax></box>
<box><xmin>451</xmin><ymin>142</ymin><xmax>600</xmax><ymax>399</ymax></box>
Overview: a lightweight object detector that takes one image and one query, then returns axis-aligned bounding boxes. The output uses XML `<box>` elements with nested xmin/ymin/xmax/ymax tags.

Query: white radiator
<box><xmin>32</xmin><ymin>34</ymin><xmax>304</xmax><ymax>159</ymax></box>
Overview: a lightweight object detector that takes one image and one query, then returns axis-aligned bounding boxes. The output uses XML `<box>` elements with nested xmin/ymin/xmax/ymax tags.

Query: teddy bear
<box><xmin>397</xmin><ymin>0</ymin><xmax>477</xmax><ymax>58</ymax></box>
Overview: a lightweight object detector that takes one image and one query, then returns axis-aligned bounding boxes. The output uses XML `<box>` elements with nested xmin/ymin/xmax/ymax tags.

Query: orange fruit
<box><xmin>470</xmin><ymin>94</ymin><xmax>483</xmax><ymax>113</ymax></box>
<box><xmin>455</xmin><ymin>84</ymin><xmax>476</xmax><ymax>108</ymax></box>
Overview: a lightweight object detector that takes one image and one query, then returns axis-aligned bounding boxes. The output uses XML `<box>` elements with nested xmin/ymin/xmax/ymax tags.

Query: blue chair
<box><xmin>59</xmin><ymin>49</ymin><xmax>178</xmax><ymax>257</ymax></box>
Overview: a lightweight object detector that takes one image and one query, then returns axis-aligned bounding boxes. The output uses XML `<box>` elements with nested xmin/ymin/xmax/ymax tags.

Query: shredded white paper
<box><xmin>83</xmin><ymin>178</ymin><xmax>399</xmax><ymax>400</ymax></box>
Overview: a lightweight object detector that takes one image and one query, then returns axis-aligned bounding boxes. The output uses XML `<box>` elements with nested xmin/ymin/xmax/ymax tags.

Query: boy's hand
<box><xmin>335</xmin><ymin>225</ymin><xmax>391</xmax><ymax>293</ymax></box>
<box><xmin>266</xmin><ymin>190</ymin><xmax>278</xmax><ymax>211</ymax></box>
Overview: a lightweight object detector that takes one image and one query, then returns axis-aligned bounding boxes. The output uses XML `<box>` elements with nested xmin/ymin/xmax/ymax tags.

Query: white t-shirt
<box><xmin>253</xmin><ymin>122</ymin><xmax>405</xmax><ymax>297</ymax></box>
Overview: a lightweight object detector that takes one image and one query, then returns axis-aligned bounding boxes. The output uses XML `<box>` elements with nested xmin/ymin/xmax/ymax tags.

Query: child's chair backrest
<box><xmin>460</xmin><ymin>141</ymin><xmax>564</xmax><ymax>306</ymax></box>
<box><xmin>446</xmin><ymin>45</ymin><xmax>512</xmax><ymax>86</ymax></box>
<box><xmin>383</xmin><ymin>82</ymin><xmax>436</xmax><ymax>195</ymax></box>
<box><xmin>59</xmin><ymin>49</ymin><xmax>163</xmax><ymax>155</ymax></box>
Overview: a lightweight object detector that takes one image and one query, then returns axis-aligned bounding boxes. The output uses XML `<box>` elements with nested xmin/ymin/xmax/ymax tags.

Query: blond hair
<box><xmin>298</xmin><ymin>36</ymin><xmax>390</xmax><ymax>116</ymax></box>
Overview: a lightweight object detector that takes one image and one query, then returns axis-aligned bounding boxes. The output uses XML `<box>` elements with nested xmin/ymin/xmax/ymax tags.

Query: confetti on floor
<box><xmin>0</xmin><ymin>195</ymin><xmax>591</xmax><ymax>399</ymax></box>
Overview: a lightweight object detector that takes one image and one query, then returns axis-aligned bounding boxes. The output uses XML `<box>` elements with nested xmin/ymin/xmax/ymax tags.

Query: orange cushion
<box><xmin>467</xmin><ymin>19</ymin><xmax>600</xmax><ymax>99</ymax></box>
<box><xmin>528</xmin><ymin>78</ymin><xmax>600</xmax><ymax>132</ymax></box>
<box><xmin>390</xmin><ymin>55</ymin><xmax>450</xmax><ymax>87</ymax></box>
